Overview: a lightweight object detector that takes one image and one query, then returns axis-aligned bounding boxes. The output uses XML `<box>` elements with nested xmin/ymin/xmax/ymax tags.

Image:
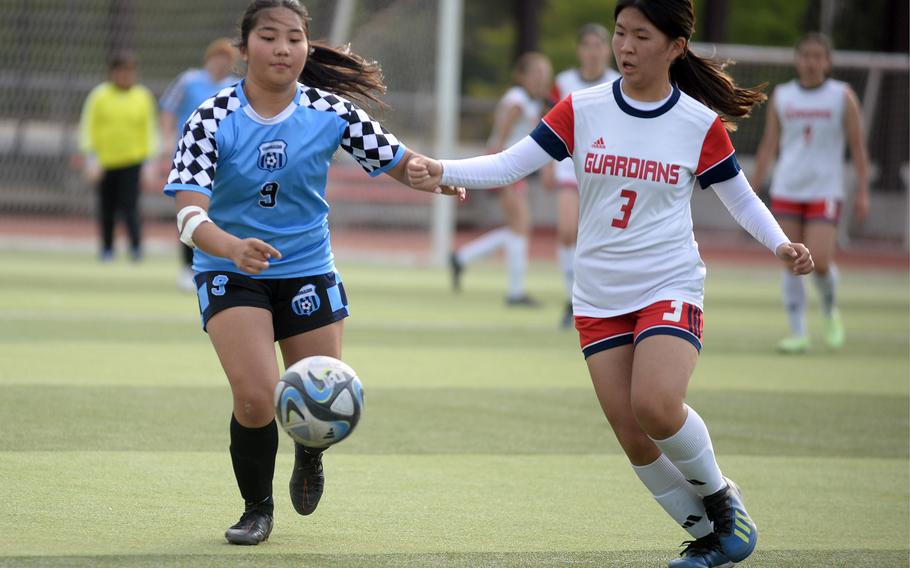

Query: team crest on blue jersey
<box><xmin>291</xmin><ymin>284</ymin><xmax>320</xmax><ymax>316</ymax></box>
<box><xmin>258</xmin><ymin>140</ymin><xmax>287</xmax><ymax>171</ymax></box>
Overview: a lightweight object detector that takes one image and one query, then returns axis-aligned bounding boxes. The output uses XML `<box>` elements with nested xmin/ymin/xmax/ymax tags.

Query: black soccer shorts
<box><xmin>194</xmin><ymin>271</ymin><xmax>349</xmax><ymax>340</ymax></box>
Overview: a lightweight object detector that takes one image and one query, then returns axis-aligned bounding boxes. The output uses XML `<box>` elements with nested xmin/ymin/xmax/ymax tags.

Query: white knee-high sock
<box><xmin>651</xmin><ymin>406</ymin><xmax>726</xmax><ymax>497</ymax></box>
<box><xmin>813</xmin><ymin>264</ymin><xmax>839</xmax><ymax>317</ymax></box>
<box><xmin>633</xmin><ymin>454</ymin><xmax>713</xmax><ymax>538</ymax></box>
<box><xmin>557</xmin><ymin>244</ymin><xmax>575</xmax><ymax>301</ymax></box>
<box><xmin>457</xmin><ymin>226</ymin><xmax>510</xmax><ymax>265</ymax></box>
<box><xmin>505</xmin><ymin>230</ymin><xmax>528</xmax><ymax>299</ymax></box>
<box><xmin>782</xmin><ymin>271</ymin><xmax>808</xmax><ymax>337</ymax></box>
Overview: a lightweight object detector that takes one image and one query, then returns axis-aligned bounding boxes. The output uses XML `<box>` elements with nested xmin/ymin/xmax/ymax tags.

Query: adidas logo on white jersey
<box><xmin>591</xmin><ymin>137</ymin><xmax>605</xmax><ymax>149</ymax></box>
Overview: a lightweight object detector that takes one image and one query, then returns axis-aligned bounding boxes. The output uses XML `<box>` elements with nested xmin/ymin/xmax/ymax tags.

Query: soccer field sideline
<box><xmin>0</xmin><ymin>251</ymin><xmax>907</xmax><ymax>567</ymax></box>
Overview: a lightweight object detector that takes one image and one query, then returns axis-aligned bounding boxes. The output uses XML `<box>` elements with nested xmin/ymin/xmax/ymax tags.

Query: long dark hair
<box><xmin>239</xmin><ymin>0</ymin><xmax>387</xmax><ymax>108</ymax></box>
<box><xmin>614</xmin><ymin>0</ymin><xmax>766</xmax><ymax>130</ymax></box>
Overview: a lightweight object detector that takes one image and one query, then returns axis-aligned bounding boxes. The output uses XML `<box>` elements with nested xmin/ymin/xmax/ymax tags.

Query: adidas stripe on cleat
<box><xmin>667</xmin><ymin>533</ymin><xmax>734</xmax><ymax>568</ymax></box>
<box><xmin>703</xmin><ymin>477</ymin><xmax>758</xmax><ymax>562</ymax></box>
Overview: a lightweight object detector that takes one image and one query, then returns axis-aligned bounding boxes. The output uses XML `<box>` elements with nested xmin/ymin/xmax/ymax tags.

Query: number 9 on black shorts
<box><xmin>193</xmin><ymin>271</ymin><xmax>349</xmax><ymax>340</ymax></box>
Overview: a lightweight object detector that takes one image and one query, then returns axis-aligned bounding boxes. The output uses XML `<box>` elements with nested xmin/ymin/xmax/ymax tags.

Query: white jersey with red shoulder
<box><xmin>488</xmin><ymin>86</ymin><xmax>543</xmax><ymax>150</ymax></box>
<box><xmin>770</xmin><ymin>78</ymin><xmax>848</xmax><ymax>201</ymax></box>
<box><xmin>530</xmin><ymin>80</ymin><xmax>740</xmax><ymax>317</ymax></box>
<box><xmin>549</xmin><ymin>68</ymin><xmax>621</xmax><ymax>186</ymax></box>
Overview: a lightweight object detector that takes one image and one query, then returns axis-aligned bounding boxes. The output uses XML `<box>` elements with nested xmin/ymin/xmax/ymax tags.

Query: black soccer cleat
<box><xmin>667</xmin><ymin>533</ymin><xmax>734</xmax><ymax>568</ymax></box>
<box><xmin>290</xmin><ymin>444</ymin><xmax>324</xmax><ymax>515</ymax></box>
<box><xmin>449</xmin><ymin>252</ymin><xmax>463</xmax><ymax>292</ymax></box>
<box><xmin>224</xmin><ymin>502</ymin><xmax>273</xmax><ymax>546</ymax></box>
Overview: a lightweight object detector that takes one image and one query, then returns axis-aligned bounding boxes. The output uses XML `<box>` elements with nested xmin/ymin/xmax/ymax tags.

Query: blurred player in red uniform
<box><xmin>449</xmin><ymin>53</ymin><xmax>551</xmax><ymax>306</ymax></box>
<box><xmin>752</xmin><ymin>33</ymin><xmax>870</xmax><ymax>353</ymax></box>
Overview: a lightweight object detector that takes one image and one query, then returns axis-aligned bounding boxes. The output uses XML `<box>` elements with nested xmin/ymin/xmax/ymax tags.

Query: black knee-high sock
<box><xmin>230</xmin><ymin>415</ymin><xmax>278</xmax><ymax>512</ymax></box>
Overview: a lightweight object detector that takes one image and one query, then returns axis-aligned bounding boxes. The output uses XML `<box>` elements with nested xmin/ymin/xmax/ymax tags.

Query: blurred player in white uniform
<box><xmin>450</xmin><ymin>52</ymin><xmax>551</xmax><ymax>306</ymax></box>
<box><xmin>546</xmin><ymin>23</ymin><xmax>621</xmax><ymax>326</ymax></box>
<box><xmin>409</xmin><ymin>1</ymin><xmax>814</xmax><ymax>566</ymax></box>
<box><xmin>752</xmin><ymin>33</ymin><xmax>869</xmax><ymax>353</ymax></box>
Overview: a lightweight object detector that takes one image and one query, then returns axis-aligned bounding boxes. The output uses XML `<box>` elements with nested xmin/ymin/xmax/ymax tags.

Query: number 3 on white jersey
<box><xmin>611</xmin><ymin>189</ymin><xmax>637</xmax><ymax>229</ymax></box>
<box><xmin>662</xmin><ymin>300</ymin><xmax>683</xmax><ymax>322</ymax></box>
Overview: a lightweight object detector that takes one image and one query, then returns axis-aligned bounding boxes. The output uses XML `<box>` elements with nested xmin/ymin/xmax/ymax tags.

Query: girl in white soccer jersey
<box><xmin>449</xmin><ymin>52</ymin><xmax>551</xmax><ymax>306</ymax></box>
<box><xmin>546</xmin><ymin>23</ymin><xmax>621</xmax><ymax>326</ymax></box>
<box><xmin>752</xmin><ymin>33</ymin><xmax>870</xmax><ymax>354</ymax></box>
<box><xmin>164</xmin><ymin>0</ymin><xmax>461</xmax><ymax>545</ymax></box>
<box><xmin>409</xmin><ymin>1</ymin><xmax>813</xmax><ymax>566</ymax></box>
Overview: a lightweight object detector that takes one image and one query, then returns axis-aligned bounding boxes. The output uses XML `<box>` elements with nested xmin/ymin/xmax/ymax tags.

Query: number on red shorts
<box><xmin>612</xmin><ymin>189</ymin><xmax>637</xmax><ymax>229</ymax></box>
<box><xmin>662</xmin><ymin>300</ymin><xmax>683</xmax><ymax>323</ymax></box>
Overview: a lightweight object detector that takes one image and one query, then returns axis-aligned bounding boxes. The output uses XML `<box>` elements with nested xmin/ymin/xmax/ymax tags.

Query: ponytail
<box><xmin>301</xmin><ymin>42</ymin><xmax>388</xmax><ymax>109</ymax></box>
<box><xmin>670</xmin><ymin>49</ymin><xmax>766</xmax><ymax>131</ymax></box>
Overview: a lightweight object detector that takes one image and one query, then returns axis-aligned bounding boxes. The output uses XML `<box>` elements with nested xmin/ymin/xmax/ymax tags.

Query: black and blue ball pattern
<box><xmin>274</xmin><ymin>356</ymin><xmax>364</xmax><ymax>449</ymax></box>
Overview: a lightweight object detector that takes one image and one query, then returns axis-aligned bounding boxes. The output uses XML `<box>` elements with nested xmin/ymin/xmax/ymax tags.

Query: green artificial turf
<box><xmin>0</xmin><ymin>251</ymin><xmax>907</xmax><ymax>567</ymax></box>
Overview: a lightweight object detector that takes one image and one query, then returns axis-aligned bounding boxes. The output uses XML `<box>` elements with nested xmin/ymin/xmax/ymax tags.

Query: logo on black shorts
<box><xmin>291</xmin><ymin>284</ymin><xmax>320</xmax><ymax>316</ymax></box>
<box><xmin>258</xmin><ymin>140</ymin><xmax>287</xmax><ymax>171</ymax></box>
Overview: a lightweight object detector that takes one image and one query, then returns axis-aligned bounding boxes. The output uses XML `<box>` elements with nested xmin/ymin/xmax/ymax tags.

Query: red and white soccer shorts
<box><xmin>574</xmin><ymin>300</ymin><xmax>704</xmax><ymax>359</ymax></box>
<box><xmin>771</xmin><ymin>197</ymin><xmax>842</xmax><ymax>224</ymax></box>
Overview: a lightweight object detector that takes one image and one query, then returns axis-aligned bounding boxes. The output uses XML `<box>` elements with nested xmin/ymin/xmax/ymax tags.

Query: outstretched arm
<box><xmin>713</xmin><ymin>172</ymin><xmax>814</xmax><ymax>275</ymax></box>
<box><xmin>384</xmin><ymin>149</ymin><xmax>465</xmax><ymax>199</ymax></box>
<box><xmin>407</xmin><ymin>136</ymin><xmax>553</xmax><ymax>191</ymax></box>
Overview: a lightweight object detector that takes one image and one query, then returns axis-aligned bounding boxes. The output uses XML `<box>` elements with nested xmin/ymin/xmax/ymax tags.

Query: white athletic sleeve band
<box><xmin>177</xmin><ymin>205</ymin><xmax>206</xmax><ymax>232</ymax></box>
<box><xmin>712</xmin><ymin>172</ymin><xmax>790</xmax><ymax>254</ymax></box>
<box><xmin>176</xmin><ymin>205</ymin><xmax>211</xmax><ymax>248</ymax></box>
<box><xmin>440</xmin><ymin>136</ymin><xmax>552</xmax><ymax>188</ymax></box>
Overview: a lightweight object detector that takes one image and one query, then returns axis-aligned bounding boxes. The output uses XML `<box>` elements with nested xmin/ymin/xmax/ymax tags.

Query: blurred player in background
<box><xmin>160</xmin><ymin>38</ymin><xmax>240</xmax><ymax>291</ymax></box>
<box><xmin>409</xmin><ymin>0</ymin><xmax>815</xmax><ymax>566</ymax></box>
<box><xmin>449</xmin><ymin>52</ymin><xmax>551</xmax><ymax>306</ymax></box>
<box><xmin>546</xmin><ymin>23</ymin><xmax>621</xmax><ymax>327</ymax></box>
<box><xmin>164</xmin><ymin>0</ymin><xmax>461</xmax><ymax>546</ymax></box>
<box><xmin>752</xmin><ymin>32</ymin><xmax>870</xmax><ymax>354</ymax></box>
<box><xmin>78</xmin><ymin>51</ymin><xmax>158</xmax><ymax>262</ymax></box>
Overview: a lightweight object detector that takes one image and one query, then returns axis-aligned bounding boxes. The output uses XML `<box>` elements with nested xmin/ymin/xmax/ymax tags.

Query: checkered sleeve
<box><xmin>301</xmin><ymin>87</ymin><xmax>406</xmax><ymax>177</ymax></box>
<box><xmin>164</xmin><ymin>88</ymin><xmax>240</xmax><ymax>197</ymax></box>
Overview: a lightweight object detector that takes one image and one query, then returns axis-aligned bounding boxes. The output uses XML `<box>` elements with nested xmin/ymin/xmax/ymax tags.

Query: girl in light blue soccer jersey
<box><xmin>164</xmin><ymin>0</ymin><xmax>462</xmax><ymax>545</ymax></box>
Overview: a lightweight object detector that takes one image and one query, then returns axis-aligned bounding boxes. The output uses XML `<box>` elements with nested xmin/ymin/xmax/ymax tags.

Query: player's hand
<box><xmin>776</xmin><ymin>242</ymin><xmax>814</xmax><ymax>275</ymax></box>
<box><xmin>230</xmin><ymin>238</ymin><xmax>281</xmax><ymax>275</ymax></box>
<box><xmin>406</xmin><ymin>156</ymin><xmax>445</xmax><ymax>191</ymax></box>
<box><xmin>853</xmin><ymin>191</ymin><xmax>869</xmax><ymax>222</ymax></box>
<box><xmin>437</xmin><ymin>185</ymin><xmax>466</xmax><ymax>201</ymax></box>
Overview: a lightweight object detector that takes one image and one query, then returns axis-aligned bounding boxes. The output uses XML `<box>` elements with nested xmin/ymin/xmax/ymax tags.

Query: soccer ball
<box><xmin>274</xmin><ymin>356</ymin><xmax>364</xmax><ymax>449</ymax></box>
